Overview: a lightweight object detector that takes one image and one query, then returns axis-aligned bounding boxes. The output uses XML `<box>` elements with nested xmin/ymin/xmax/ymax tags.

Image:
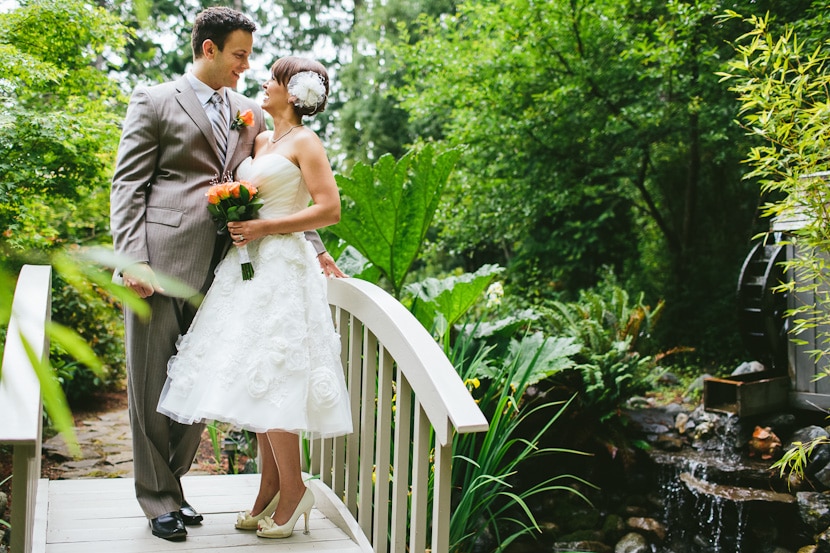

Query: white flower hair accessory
<box><xmin>287</xmin><ymin>71</ymin><xmax>326</xmax><ymax>110</ymax></box>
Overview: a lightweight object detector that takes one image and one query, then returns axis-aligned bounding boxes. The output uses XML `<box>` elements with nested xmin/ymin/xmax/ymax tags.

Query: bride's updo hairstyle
<box><xmin>271</xmin><ymin>56</ymin><xmax>330</xmax><ymax>117</ymax></box>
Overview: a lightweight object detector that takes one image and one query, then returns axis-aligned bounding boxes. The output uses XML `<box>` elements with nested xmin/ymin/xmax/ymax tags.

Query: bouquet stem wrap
<box><xmin>238</xmin><ymin>244</ymin><xmax>254</xmax><ymax>280</ymax></box>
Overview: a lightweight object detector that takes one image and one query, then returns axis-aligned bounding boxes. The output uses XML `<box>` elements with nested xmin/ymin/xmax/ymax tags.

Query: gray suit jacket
<box><xmin>110</xmin><ymin>75</ymin><xmax>324</xmax><ymax>293</ymax></box>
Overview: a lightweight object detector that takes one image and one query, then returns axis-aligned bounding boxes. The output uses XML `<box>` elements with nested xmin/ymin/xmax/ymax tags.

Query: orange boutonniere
<box><xmin>230</xmin><ymin>109</ymin><xmax>254</xmax><ymax>130</ymax></box>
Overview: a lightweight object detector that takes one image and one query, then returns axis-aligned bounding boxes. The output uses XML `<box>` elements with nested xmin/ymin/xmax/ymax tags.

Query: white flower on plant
<box><xmin>485</xmin><ymin>281</ymin><xmax>504</xmax><ymax>308</ymax></box>
<box><xmin>287</xmin><ymin>71</ymin><xmax>326</xmax><ymax>110</ymax></box>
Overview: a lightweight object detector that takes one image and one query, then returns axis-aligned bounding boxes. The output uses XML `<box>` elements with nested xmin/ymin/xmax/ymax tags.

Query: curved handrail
<box><xmin>0</xmin><ymin>264</ymin><xmax>52</xmax><ymax>553</ymax></box>
<box><xmin>0</xmin><ymin>265</ymin><xmax>51</xmax><ymax>440</ymax></box>
<box><xmin>326</xmin><ymin>277</ymin><xmax>488</xmax><ymax>445</ymax></box>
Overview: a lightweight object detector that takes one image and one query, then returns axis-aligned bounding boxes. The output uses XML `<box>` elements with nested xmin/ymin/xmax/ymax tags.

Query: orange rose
<box><xmin>240</xmin><ymin>180</ymin><xmax>257</xmax><ymax>196</ymax></box>
<box><xmin>217</xmin><ymin>183</ymin><xmax>231</xmax><ymax>200</ymax></box>
<box><xmin>239</xmin><ymin>109</ymin><xmax>254</xmax><ymax>127</ymax></box>
<box><xmin>206</xmin><ymin>188</ymin><xmax>221</xmax><ymax>205</ymax></box>
<box><xmin>231</xmin><ymin>109</ymin><xmax>255</xmax><ymax>130</ymax></box>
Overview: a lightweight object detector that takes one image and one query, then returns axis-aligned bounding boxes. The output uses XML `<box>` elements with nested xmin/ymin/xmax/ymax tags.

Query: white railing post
<box><xmin>0</xmin><ymin>265</ymin><xmax>52</xmax><ymax>553</ymax></box>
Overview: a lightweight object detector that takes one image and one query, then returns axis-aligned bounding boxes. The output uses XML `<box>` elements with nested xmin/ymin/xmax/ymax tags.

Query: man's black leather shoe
<box><xmin>179</xmin><ymin>501</ymin><xmax>204</xmax><ymax>525</ymax></box>
<box><xmin>149</xmin><ymin>511</ymin><xmax>187</xmax><ymax>540</ymax></box>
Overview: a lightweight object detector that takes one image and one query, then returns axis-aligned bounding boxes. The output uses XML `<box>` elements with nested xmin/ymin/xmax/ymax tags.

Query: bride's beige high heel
<box><xmin>235</xmin><ymin>492</ymin><xmax>280</xmax><ymax>530</ymax></box>
<box><xmin>256</xmin><ymin>487</ymin><xmax>314</xmax><ymax>538</ymax></box>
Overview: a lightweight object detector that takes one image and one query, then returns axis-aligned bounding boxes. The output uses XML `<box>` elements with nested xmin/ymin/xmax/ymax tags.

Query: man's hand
<box><xmin>122</xmin><ymin>263</ymin><xmax>164</xmax><ymax>298</ymax></box>
<box><xmin>317</xmin><ymin>252</ymin><xmax>346</xmax><ymax>278</ymax></box>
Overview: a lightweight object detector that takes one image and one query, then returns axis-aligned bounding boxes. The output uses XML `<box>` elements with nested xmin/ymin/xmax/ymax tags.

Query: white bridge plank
<box><xmin>38</xmin><ymin>475</ymin><xmax>368</xmax><ymax>553</ymax></box>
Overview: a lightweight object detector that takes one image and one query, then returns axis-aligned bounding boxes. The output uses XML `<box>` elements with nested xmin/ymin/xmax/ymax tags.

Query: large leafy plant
<box><xmin>542</xmin><ymin>283</ymin><xmax>664</xmax><ymax>356</ymax></box>
<box><xmin>406</xmin><ymin>264</ymin><xmax>504</xmax><ymax>347</ymax></box>
<box><xmin>538</xmin><ymin>282</ymin><xmax>663</xmax><ymax>442</ymax></box>
<box><xmin>332</xmin><ymin>144</ymin><xmax>460</xmax><ymax>297</ymax></box>
<box><xmin>405</xmin><ymin>268</ymin><xmax>588</xmax><ymax>551</ymax></box>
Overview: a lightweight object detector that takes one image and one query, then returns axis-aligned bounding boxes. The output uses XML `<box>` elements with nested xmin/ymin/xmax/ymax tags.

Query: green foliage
<box><xmin>718</xmin><ymin>7</ymin><xmax>830</xmax><ymax>361</ymax></box>
<box><xmin>207</xmin><ymin>423</ymin><xmax>223</xmax><ymax>469</ymax></box>
<box><xmin>205</xmin><ymin>423</ymin><xmax>259</xmax><ymax>474</ymax></box>
<box><xmin>541</xmin><ymin>279</ymin><xmax>665</xmax><ymax>356</ymax></box>
<box><xmin>770</xmin><ymin>437</ymin><xmax>830</xmax><ymax>489</ymax></box>
<box><xmin>448</xmin><ymin>327</ymin><xmax>592</xmax><ymax>552</ymax></box>
<box><xmin>1</xmin><ymin>250</ymin><xmax>124</xmax><ymax>456</ymax></box>
<box><xmin>0</xmin><ymin>1</ymin><xmax>126</xmax><ymax>231</ymax></box>
<box><xmin>474</xmin><ymin>332</ymin><xmax>581</xmax><ymax>392</ymax></box>
<box><xmin>333</xmin><ymin>0</ymin><xmax>453</xmax><ymax>167</ymax></box>
<box><xmin>389</xmin><ymin>0</ymin><xmax>810</xmax><ymax>363</ymax></box>
<box><xmin>0</xmin><ymin>247</ymin><xmax>183</xmax><ymax>457</ymax></box>
<box><xmin>3</xmin><ymin>187</ymin><xmax>112</xmax><ymax>252</ymax></box>
<box><xmin>332</xmin><ymin>144</ymin><xmax>461</xmax><ymax>297</ymax></box>
<box><xmin>49</xmin><ymin>272</ymin><xmax>125</xmax><ymax>403</ymax></box>
<box><xmin>0</xmin><ymin>473</ymin><xmax>10</xmax><ymax>530</ymax></box>
<box><xmin>1</xmin><ymin>264</ymin><xmax>98</xmax><ymax>457</ymax></box>
<box><xmin>0</xmin><ymin>110</ymin><xmax>121</xmax><ymax>234</ymax></box>
<box><xmin>0</xmin><ymin>1</ymin><xmax>130</xmax><ymax>402</ymax></box>
<box><xmin>406</xmin><ymin>263</ymin><xmax>504</xmax><ymax>346</ymax></box>
<box><xmin>0</xmin><ymin>0</ymin><xmax>124</xmax><ymax>98</ymax></box>
<box><xmin>332</xmin><ymin>245</ymin><xmax>383</xmax><ymax>283</ymax></box>
<box><xmin>574</xmin><ymin>344</ymin><xmax>657</xmax><ymax>423</ymax></box>
<box><xmin>396</xmin><ymin>261</ymin><xmax>589</xmax><ymax>551</ymax></box>
<box><xmin>538</xmin><ymin>280</ymin><xmax>663</xmax><ymax>424</ymax></box>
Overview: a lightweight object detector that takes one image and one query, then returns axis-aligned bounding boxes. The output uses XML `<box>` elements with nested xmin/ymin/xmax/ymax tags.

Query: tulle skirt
<box><xmin>157</xmin><ymin>233</ymin><xmax>352</xmax><ymax>438</ymax></box>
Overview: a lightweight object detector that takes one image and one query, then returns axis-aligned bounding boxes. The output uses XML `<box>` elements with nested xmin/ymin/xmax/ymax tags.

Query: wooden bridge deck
<box><xmin>32</xmin><ymin>474</ymin><xmax>370</xmax><ymax>553</ymax></box>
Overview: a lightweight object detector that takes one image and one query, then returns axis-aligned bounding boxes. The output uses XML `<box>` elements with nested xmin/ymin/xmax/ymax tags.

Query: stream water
<box><xmin>648</xmin><ymin>431</ymin><xmax>803</xmax><ymax>552</ymax></box>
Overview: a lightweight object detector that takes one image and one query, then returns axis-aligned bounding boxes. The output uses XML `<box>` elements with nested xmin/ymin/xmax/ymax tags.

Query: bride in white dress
<box><xmin>157</xmin><ymin>56</ymin><xmax>351</xmax><ymax>539</ymax></box>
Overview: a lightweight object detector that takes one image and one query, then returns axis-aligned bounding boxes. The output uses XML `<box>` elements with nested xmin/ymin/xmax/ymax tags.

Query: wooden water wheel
<box><xmin>736</xmin><ymin>239</ymin><xmax>788</xmax><ymax>372</ymax></box>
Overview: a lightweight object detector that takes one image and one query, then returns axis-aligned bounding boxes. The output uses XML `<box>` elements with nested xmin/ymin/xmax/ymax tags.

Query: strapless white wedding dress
<box><xmin>157</xmin><ymin>154</ymin><xmax>352</xmax><ymax>438</ymax></box>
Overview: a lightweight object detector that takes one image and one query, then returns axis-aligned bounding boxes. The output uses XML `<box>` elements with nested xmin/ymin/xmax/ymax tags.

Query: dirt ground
<box><xmin>0</xmin><ymin>389</ymin><xmax>128</xmax><ymax>528</ymax></box>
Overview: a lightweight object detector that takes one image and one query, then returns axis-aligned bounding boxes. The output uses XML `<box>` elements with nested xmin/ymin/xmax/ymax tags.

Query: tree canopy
<box><xmin>0</xmin><ymin>0</ymin><xmax>126</xmax><ymax>249</ymax></box>
<box><xmin>388</xmin><ymin>0</ymin><xmax>815</xmax><ymax>361</ymax></box>
<box><xmin>2</xmin><ymin>0</ymin><xmax>826</xmax><ymax>367</ymax></box>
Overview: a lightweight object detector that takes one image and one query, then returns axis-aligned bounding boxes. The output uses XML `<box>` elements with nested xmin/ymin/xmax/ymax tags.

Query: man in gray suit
<box><xmin>110</xmin><ymin>7</ymin><xmax>340</xmax><ymax>541</ymax></box>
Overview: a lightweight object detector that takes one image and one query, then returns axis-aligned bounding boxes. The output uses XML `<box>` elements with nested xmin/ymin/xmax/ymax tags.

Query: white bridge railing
<box><xmin>0</xmin><ymin>265</ymin><xmax>52</xmax><ymax>553</ymax></box>
<box><xmin>0</xmin><ymin>267</ymin><xmax>489</xmax><ymax>553</ymax></box>
<box><xmin>308</xmin><ymin>277</ymin><xmax>489</xmax><ymax>553</ymax></box>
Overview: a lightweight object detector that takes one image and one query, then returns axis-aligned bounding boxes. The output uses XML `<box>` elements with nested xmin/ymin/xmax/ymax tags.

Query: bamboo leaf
<box><xmin>22</xmin><ymin>333</ymin><xmax>79</xmax><ymax>458</ymax></box>
<box><xmin>47</xmin><ymin>321</ymin><xmax>103</xmax><ymax>376</ymax></box>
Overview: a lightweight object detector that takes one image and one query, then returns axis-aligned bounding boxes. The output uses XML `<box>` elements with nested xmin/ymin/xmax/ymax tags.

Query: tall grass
<box><xmin>447</xmin><ymin>325</ymin><xmax>593</xmax><ymax>552</ymax></box>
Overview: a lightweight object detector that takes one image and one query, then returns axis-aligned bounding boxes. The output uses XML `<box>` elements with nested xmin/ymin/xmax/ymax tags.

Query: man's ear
<box><xmin>202</xmin><ymin>39</ymin><xmax>217</xmax><ymax>59</ymax></box>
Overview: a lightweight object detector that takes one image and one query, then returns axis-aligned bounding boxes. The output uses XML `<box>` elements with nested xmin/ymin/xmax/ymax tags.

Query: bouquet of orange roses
<box><xmin>206</xmin><ymin>177</ymin><xmax>263</xmax><ymax>280</ymax></box>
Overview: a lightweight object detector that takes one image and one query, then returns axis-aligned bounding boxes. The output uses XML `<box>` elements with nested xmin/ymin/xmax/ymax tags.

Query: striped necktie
<box><xmin>207</xmin><ymin>92</ymin><xmax>228</xmax><ymax>165</ymax></box>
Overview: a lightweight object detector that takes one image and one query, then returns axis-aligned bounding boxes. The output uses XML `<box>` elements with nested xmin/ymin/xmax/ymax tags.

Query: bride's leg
<box><xmin>265</xmin><ymin>430</ymin><xmax>306</xmax><ymax>525</ymax></box>
<box><xmin>250</xmin><ymin>432</ymin><xmax>280</xmax><ymax>515</ymax></box>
